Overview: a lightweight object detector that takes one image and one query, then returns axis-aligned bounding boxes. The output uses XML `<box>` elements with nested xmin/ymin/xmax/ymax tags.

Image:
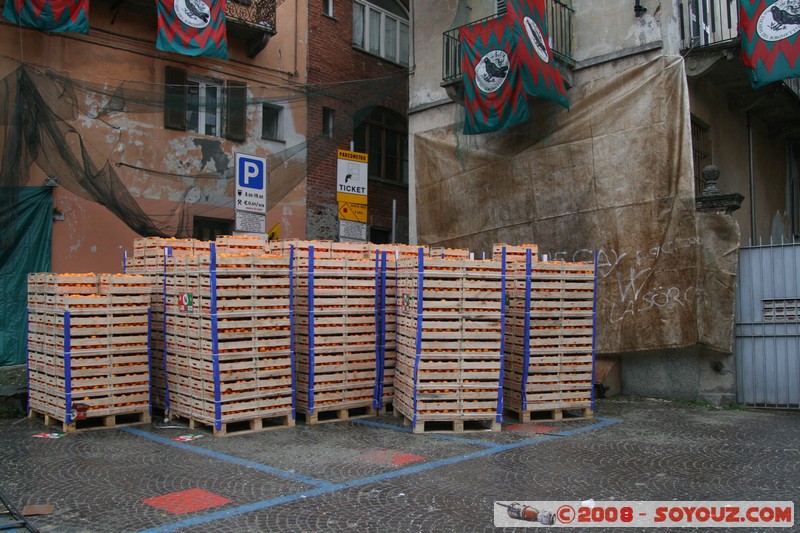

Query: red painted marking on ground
<box><xmin>142</xmin><ymin>488</ymin><xmax>233</xmax><ymax>514</ymax></box>
<box><xmin>505</xmin><ymin>424</ymin><xmax>557</xmax><ymax>434</ymax></box>
<box><xmin>359</xmin><ymin>448</ymin><xmax>426</xmax><ymax>466</ymax></box>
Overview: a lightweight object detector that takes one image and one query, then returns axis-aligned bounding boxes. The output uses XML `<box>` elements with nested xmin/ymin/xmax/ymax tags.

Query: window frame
<box><xmin>353</xmin><ymin>106</ymin><xmax>408</xmax><ymax>186</ymax></box>
<box><xmin>352</xmin><ymin>0</ymin><xmax>410</xmax><ymax>67</ymax></box>
<box><xmin>323</xmin><ymin>107</ymin><xmax>335</xmax><ymax>138</ymax></box>
<box><xmin>690</xmin><ymin>116</ymin><xmax>712</xmax><ymax>196</ymax></box>
<box><xmin>187</xmin><ymin>76</ymin><xmax>223</xmax><ymax>138</ymax></box>
<box><xmin>323</xmin><ymin>0</ymin><xmax>334</xmax><ymax>17</ymax></box>
<box><xmin>163</xmin><ymin>66</ymin><xmax>247</xmax><ymax>142</ymax></box>
<box><xmin>261</xmin><ymin>103</ymin><xmax>283</xmax><ymax>141</ymax></box>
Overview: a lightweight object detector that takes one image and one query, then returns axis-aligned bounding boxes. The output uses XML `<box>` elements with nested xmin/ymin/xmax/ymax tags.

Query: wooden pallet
<box><xmin>504</xmin><ymin>405</ymin><xmax>593</xmax><ymax>423</ymax></box>
<box><xmin>28</xmin><ymin>407</ymin><xmax>150</xmax><ymax>432</ymax></box>
<box><xmin>168</xmin><ymin>411</ymin><xmax>295</xmax><ymax>437</ymax></box>
<box><xmin>295</xmin><ymin>403</ymin><xmax>377</xmax><ymax>425</ymax></box>
<box><xmin>401</xmin><ymin>414</ymin><xmax>500</xmax><ymax>434</ymax></box>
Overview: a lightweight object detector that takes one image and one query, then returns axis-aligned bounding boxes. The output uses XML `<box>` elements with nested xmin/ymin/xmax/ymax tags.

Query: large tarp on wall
<box><xmin>415</xmin><ymin>54</ymin><xmax>738</xmax><ymax>354</ymax></box>
<box><xmin>0</xmin><ymin>187</ymin><xmax>52</xmax><ymax>366</ymax></box>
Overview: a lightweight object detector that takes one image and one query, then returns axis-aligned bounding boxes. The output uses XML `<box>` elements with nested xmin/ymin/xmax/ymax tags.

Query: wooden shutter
<box><xmin>224</xmin><ymin>80</ymin><xmax>247</xmax><ymax>142</ymax></box>
<box><xmin>164</xmin><ymin>66</ymin><xmax>187</xmax><ymax>131</ymax></box>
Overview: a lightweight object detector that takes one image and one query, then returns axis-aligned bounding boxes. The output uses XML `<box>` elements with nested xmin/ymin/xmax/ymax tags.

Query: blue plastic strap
<box><xmin>591</xmin><ymin>251</ymin><xmax>599</xmax><ymax>412</ymax></box>
<box><xmin>210</xmin><ymin>243</ymin><xmax>221</xmax><ymax>431</ymax></box>
<box><xmin>373</xmin><ymin>251</ymin><xmax>384</xmax><ymax>410</ymax></box>
<box><xmin>308</xmin><ymin>247</ymin><xmax>316</xmax><ymax>414</ymax></box>
<box><xmin>496</xmin><ymin>247</ymin><xmax>507</xmax><ymax>423</ymax></box>
<box><xmin>64</xmin><ymin>311</ymin><xmax>72</xmax><ymax>423</ymax></box>
<box><xmin>25</xmin><ymin>309</ymin><xmax>30</xmax><ymax>415</ymax></box>
<box><xmin>289</xmin><ymin>246</ymin><xmax>297</xmax><ymax>420</ymax></box>
<box><xmin>379</xmin><ymin>252</ymin><xmax>388</xmax><ymax>405</ymax></box>
<box><xmin>147</xmin><ymin>309</ymin><xmax>153</xmax><ymax>416</ymax></box>
<box><xmin>122</xmin><ymin>250</ymin><xmax>127</xmax><ymax>274</ymax></box>
<box><xmin>162</xmin><ymin>247</ymin><xmax>172</xmax><ymax>415</ymax></box>
<box><xmin>521</xmin><ymin>248</ymin><xmax>533</xmax><ymax>411</ymax></box>
<box><xmin>412</xmin><ymin>248</ymin><xmax>424</xmax><ymax>425</ymax></box>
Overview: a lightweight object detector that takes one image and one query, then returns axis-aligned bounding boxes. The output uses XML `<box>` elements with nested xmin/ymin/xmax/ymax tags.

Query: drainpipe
<box><xmin>748</xmin><ymin>112</ymin><xmax>756</xmax><ymax>243</ymax></box>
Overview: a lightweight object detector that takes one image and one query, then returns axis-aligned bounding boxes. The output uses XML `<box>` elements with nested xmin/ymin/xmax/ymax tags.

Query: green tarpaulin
<box><xmin>0</xmin><ymin>187</ymin><xmax>52</xmax><ymax>366</ymax></box>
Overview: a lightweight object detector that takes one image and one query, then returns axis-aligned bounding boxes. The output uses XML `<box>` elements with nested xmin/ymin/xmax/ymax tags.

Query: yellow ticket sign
<box><xmin>338</xmin><ymin>201</ymin><xmax>367</xmax><ymax>223</ymax></box>
<box><xmin>336</xmin><ymin>149</ymin><xmax>368</xmax><ymax>206</ymax></box>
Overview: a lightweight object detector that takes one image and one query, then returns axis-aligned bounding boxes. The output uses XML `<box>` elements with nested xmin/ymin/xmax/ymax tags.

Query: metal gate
<box><xmin>735</xmin><ymin>241</ymin><xmax>800</xmax><ymax>408</ymax></box>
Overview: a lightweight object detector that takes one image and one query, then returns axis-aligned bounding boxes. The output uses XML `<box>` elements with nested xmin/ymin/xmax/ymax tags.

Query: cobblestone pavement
<box><xmin>1</xmin><ymin>398</ymin><xmax>798</xmax><ymax>532</ymax></box>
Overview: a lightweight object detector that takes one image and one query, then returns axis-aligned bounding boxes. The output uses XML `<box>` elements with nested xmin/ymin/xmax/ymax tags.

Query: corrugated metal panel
<box><xmin>735</xmin><ymin>242</ymin><xmax>800</xmax><ymax>408</ymax></box>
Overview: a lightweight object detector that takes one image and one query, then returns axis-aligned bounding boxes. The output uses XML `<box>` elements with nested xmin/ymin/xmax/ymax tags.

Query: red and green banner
<box><xmin>2</xmin><ymin>0</ymin><xmax>88</xmax><ymax>33</ymax></box>
<box><xmin>461</xmin><ymin>17</ymin><xmax>529</xmax><ymax>135</ymax></box>
<box><xmin>460</xmin><ymin>0</ymin><xmax>568</xmax><ymax>135</ymax></box>
<box><xmin>157</xmin><ymin>0</ymin><xmax>228</xmax><ymax>59</ymax></box>
<box><xmin>739</xmin><ymin>0</ymin><xmax>800</xmax><ymax>88</ymax></box>
<box><xmin>506</xmin><ymin>0</ymin><xmax>569</xmax><ymax>109</ymax></box>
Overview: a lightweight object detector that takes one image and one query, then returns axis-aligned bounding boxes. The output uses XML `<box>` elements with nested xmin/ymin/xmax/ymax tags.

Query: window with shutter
<box><xmin>164</xmin><ymin>66</ymin><xmax>187</xmax><ymax>131</ymax></box>
<box><xmin>224</xmin><ymin>80</ymin><xmax>247</xmax><ymax>142</ymax></box>
<box><xmin>163</xmin><ymin>66</ymin><xmax>247</xmax><ymax>142</ymax></box>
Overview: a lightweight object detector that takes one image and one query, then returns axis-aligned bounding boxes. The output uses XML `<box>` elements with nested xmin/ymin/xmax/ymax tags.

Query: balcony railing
<box><xmin>225</xmin><ymin>0</ymin><xmax>277</xmax><ymax>57</ymax></box>
<box><xmin>442</xmin><ymin>0</ymin><xmax>574</xmax><ymax>84</ymax></box>
<box><xmin>678</xmin><ymin>0</ymin><xmax>738</xmax><ymax>51</ymax></box>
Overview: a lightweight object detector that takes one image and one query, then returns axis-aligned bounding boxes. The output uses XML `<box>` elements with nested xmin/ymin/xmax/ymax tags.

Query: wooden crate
<box><xmin>503</xmin><ymin>258</ymin><xmax>596</xmax><ymax>419</ymax></box>
<box><xmin>392</xmin><ymin>253</ymin><xmax>504</xmax><ymax>431</ymax></box>
<box><xmin>492</xmin><ymin>243</ymin><xmax>539</xmax><ymax>263</ymax></box>
<box><xmin>293</xmin><ymin>255</ymin><xmax>383</xmax><ymax>418</ymax></box>
<box><xmin>161</xmin><ymin>248</ymin><xmax>295</xmax><ymax>434</ymax></box>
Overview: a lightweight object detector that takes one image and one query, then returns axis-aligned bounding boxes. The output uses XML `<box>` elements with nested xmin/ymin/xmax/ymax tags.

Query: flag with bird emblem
<box><xmin>157</xmin><ymin>0</ymin><xmax>228</xmax><ymax>59</ymax></box>
<box><xmin>459</xmin><ymin>0</ymin><xmax>568</xmax><ymax>134</ymax></box>
<box><xmin>506</xmin><ymin>0</ymin><xmax>569</xmax><ymax>109</ymax></box>
<box><xmin>2</xmin><ymin>0</ymin><xmax>88</xmax><ymax>33</ymax></box>
<box><xmin>460</xmin><ymin>16</ymin><xmax>529</xmax><ymax>134</ymax></box>
<box><xmin>739</xmin><ymin>0</ymin><xmax>800</xmax><ymax>88</ymax></box>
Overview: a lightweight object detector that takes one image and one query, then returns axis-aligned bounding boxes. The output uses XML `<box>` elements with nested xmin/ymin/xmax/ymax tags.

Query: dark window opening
<box><xmin>370</xmin><ymin>227</ymin><xmax>391</xmax><ymax>244</ymax></box>
<box><xmin>691</xmin><ymin>116</ymin><xmax>712</xmax><ymax>196</ymax></box>
<box><xmin>353</xmin><ymin>106</ymin><xmax>408</xmax><ymax>184</ymax></box>
<box><xmin>193</xmin><ymin>216</ymin><xmax>233</xmax><ymax>241</ymax></box>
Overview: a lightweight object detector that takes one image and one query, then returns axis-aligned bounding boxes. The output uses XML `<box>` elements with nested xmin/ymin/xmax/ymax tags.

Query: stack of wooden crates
<box><xmin>394</xmin><ymin>250</ymin><xmax>505</xmax><ymax>433</ymax></box>
<box><xmin>26</xmin><ymin>273</ymin><xmax>152</xmax><ymax>431</ymax></box>
<box><xmin>162</xmin><ymin>241</ymin><xmax>294</xmax><ymax>435</ymax></box>
<box><xmin>500</xmin><ymin>244</ymin><xmax>596</xmax><ymax>421</ymax></box>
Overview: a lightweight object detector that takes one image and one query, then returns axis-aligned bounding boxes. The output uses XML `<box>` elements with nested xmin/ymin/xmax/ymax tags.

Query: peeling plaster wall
<box><xmin>1</xmin><ymin>0</ymin><xmax>311</xmax><ymax>266</ymax></box>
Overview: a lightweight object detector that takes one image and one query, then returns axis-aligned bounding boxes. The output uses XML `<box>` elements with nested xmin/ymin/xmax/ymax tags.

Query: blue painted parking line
<box><xmin>353</xmin><ymin>418</ymin><xmax>500</xmax><ymax>448</ymax></box>
<box><xmin>138</xmin><ymin>417</ymin><xmax>619</xmax><ymax>533</ymax></box>
<box><xmin>122</xmin><ymin>427</ymin><xmax>335</xmax><ymax>489</ymax></box>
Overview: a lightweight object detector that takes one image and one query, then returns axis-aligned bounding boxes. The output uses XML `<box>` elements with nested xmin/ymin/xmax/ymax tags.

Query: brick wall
<box><xmin>306</xmin><ymin>0</ymin><xmax>410</xmax><ymax>242</ymax></box>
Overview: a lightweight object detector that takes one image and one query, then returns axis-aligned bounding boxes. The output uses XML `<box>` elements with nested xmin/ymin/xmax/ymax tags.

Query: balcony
<box><xmin>105</xmin><ymin>0</ymin><xmax>276</xmax><ymax>58</ymax></box>
<box><xmin>678</xmin><ymin>0</ymin><xmax>800</xmax><ymax>132</ymax></box>
<box><xmin>226</xmin><ymin>0</ymin><xmax>277</xmax><ymax>57</ymax></box>
<box><xmin>441</xmin><ymin>0</ymin><xmax>574</xmax><ymax>96</ymax></box>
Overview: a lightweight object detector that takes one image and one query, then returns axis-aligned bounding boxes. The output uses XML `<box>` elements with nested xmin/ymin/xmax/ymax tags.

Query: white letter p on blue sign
<box><xmin>237</xmin><ymin>154</ymin><xmax>265</xmax><ymax>190</ymax></box>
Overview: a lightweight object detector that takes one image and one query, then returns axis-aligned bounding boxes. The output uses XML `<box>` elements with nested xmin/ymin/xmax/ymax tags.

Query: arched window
<box><xmin>353</xmin><ymin>107</ymin><xmax>408</xmax><ymax>185</ymax></box>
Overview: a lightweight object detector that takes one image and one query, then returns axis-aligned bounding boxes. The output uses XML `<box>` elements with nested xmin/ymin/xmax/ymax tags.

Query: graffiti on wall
<box><xmin>541</xmin><ymin>236</ymin><xmax>705</xmax><ymax>325</ymax></box>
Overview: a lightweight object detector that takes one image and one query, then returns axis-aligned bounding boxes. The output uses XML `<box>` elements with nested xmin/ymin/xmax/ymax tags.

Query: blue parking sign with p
<box><xmin>237</xmin><ymin>153</ymin><xmax>265</xmax><ymax>190</ymax></box>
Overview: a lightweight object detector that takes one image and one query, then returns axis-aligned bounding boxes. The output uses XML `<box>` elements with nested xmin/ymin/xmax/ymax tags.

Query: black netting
<box><xmin>0</xmin><ymin>58</ymin><xmax>407</xmax><ymax>238</ymax></box>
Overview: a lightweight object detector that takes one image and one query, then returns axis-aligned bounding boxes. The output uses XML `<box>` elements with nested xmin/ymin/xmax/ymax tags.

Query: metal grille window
<box><xmin>691</xmin><ymin>116</ymin><xmax>712</xmax><ymax>195</ymax></box>
<box><xmin>763</xmin><ymin>298</ymin><xmax>800</xmax><ymax>322</ymax></box>
<box><xmin>353</xmin><ymin>0</ymin><xmax>410</xmax><ymax>67</ymax></box>
<box><xmin>497</xmin><ymin>0</ymin><xmax>507</xmax><ymax>15</ymax></box>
